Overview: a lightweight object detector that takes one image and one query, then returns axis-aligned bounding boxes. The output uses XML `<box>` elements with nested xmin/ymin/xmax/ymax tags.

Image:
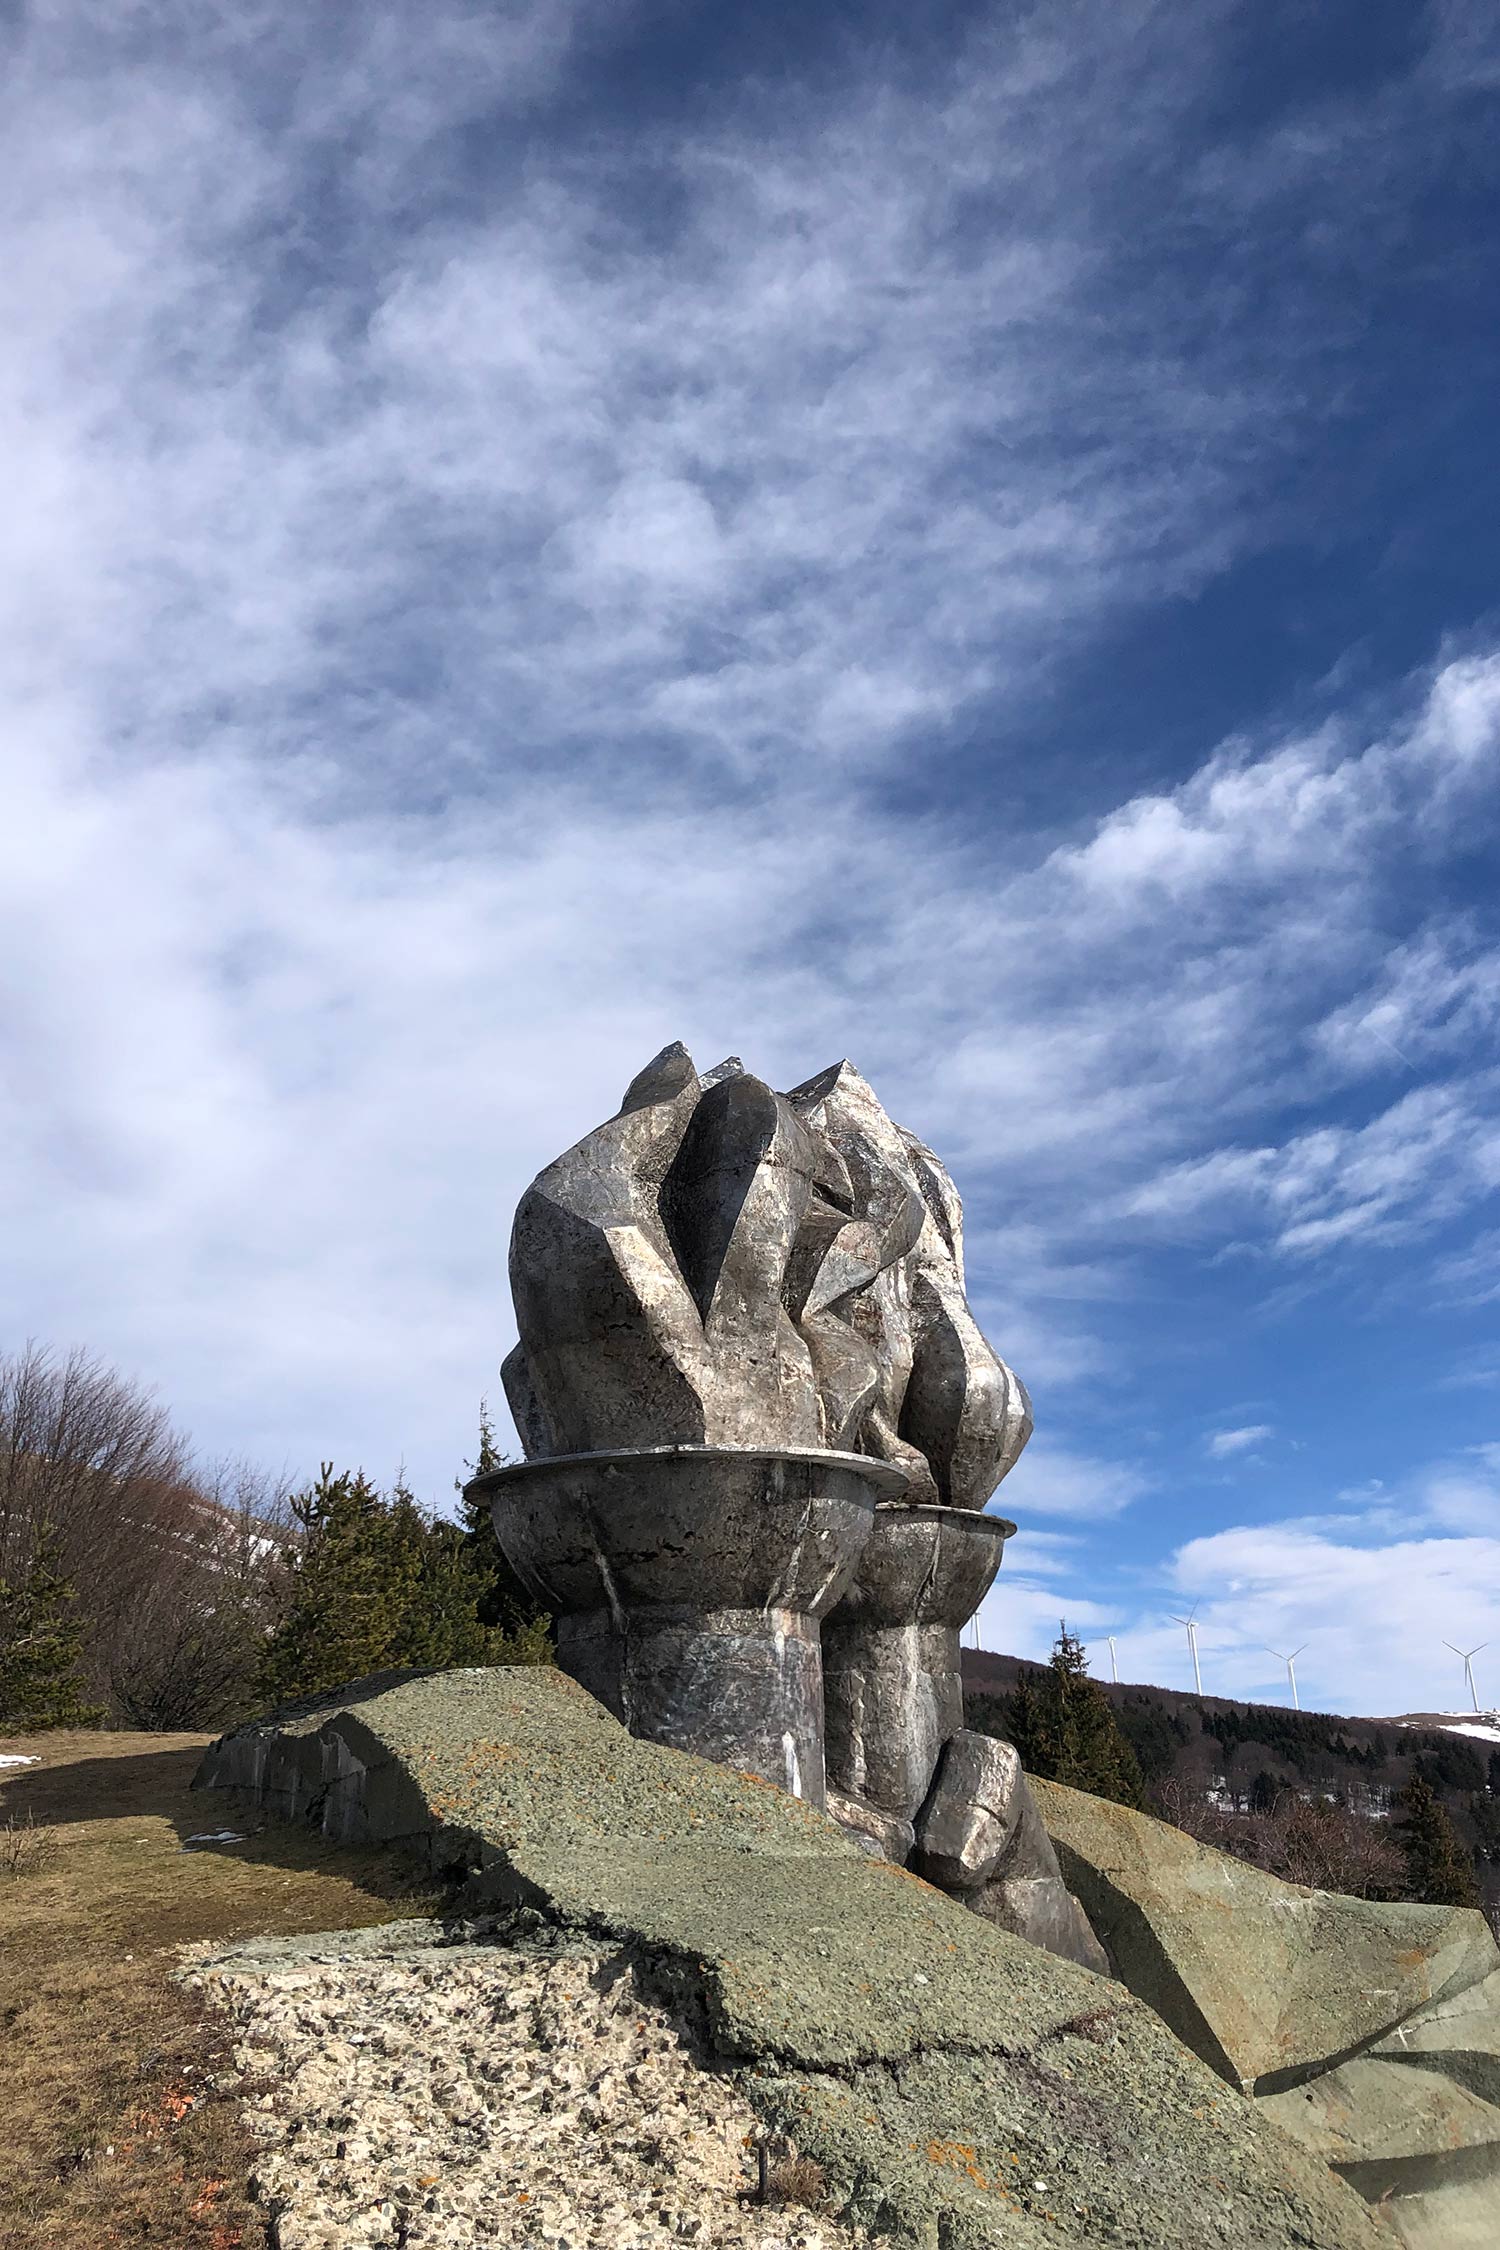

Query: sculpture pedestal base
<box><xmin>469</xmin><ymin>1445</ymin><xmax>907</xmax><ymax>1808</ymax></box>
<box><xmin>559</xmin><ymin>1604</ymin><xmax>825</xmax><ymax>1799</ymax></box>
<box><xmin>823</xmin><ymin>1503</ymin><xmax>1014</xmax><ymax>1820</ymax></box>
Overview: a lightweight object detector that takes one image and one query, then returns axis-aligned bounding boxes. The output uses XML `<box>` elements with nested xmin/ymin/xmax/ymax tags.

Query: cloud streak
<box><xmin>2</xmin><ymin>3</ymin><xmax>1498</xmax><ymax>1731</ymax></box>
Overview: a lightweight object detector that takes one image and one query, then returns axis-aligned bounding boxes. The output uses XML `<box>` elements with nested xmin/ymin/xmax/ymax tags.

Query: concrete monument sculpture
<box><xmin>470</xmin><ymin>1043</ymin><xmax>1104</xmax><ymax>1969</ymax></box>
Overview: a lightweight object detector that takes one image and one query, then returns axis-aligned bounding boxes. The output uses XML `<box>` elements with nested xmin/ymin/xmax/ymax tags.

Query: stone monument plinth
<box><xmin>472</xmin><ymin>1444</ymin><xmax>905</xmax><ymax>1804</ymax></box>
<box><xmin>823</xmin><ymin>1502</ymin><xmax>1014</xmax><ymax>1819</ymax></box>
<box><xmin>464</xmin><ymin>1042</ymin><xmax>1104</xmax><ymax>1968</ymax></box>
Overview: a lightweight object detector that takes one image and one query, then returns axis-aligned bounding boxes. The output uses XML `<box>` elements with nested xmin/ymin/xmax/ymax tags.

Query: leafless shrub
<box><xmin>1</xmin><ymin>1343</ymin><xmax>294</xmax><ymax>1727</ymax></box>
<box><xmin>1</xmin><ymin>1809</ymin><xmax>60</xmax><ymax>1878</ymax></box>
<box><xmin>767</xmin><ymin>2155</ymin><xmax>829</xmax><ymax>2211</ymax></box>
<box><xmin>1148</xmin><ymin>1776</ymin><xmax>1406</xmax><ymax>1899</ymax></box>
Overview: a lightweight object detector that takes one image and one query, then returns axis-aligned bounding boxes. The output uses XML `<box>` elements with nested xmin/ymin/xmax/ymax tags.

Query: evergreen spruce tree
<box><xmin>454</xmin><ymin>1400</ymin><xmax>552</xmax><ymax>1639</ymax></box>
<box><xmin>258</xmin><ymin>1467</ymin><xmax>413</xmax><ymax>1705</ymax></box>
<box><xmin>1395</xmin><ymin>1770</ymin><xmax>1481</xmax><ymax>1908</ymax></box>
<box><xmin>0</xmin><ymin>1543</ymin><xmax>104</xmax><ymax>1729</ymax></box>
<box><xmin>997</xmin><ymin>1666</ymin><xmax>1045</xmax><ymax>1771</ymax></box>
<box><xmin>258</xmin><ymin>1462</ymin><xmax>551</xmax><ymax>1707</ymax></box>
<box><xmin>1002</xmin><ymin>1625</ymin><xmax>1145</xmax><ymax>1808</ymax></box>
<box><xmin>1250</xmin><ymin>1767</ymin><xmax>1280</xmax><ymax>1815</ymax></box>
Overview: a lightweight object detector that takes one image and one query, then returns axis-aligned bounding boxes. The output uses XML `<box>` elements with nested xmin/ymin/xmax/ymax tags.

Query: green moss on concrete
<box><xmin>1032</xmin><ymin>1774</ymin><xmax>1500</xmax><ymax>2097</ymax></box>
<box><xmin>198</xmin><ymin>1667</ymin><xmax>1382</xmax><ymax>2249</ymax></box>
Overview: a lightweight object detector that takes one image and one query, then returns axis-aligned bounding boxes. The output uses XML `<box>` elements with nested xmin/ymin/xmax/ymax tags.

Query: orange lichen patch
<box><xmin>924</xmin><ymin>2138</ymin><xmax>991</xmax><ymax>2190</ymax></box>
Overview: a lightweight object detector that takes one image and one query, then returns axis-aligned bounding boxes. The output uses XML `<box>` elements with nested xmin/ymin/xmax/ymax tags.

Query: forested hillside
<box><xmin>963</xmin><ymin>1648</ymin><xmax>1500</xmax><ymax>1924</ymax></box>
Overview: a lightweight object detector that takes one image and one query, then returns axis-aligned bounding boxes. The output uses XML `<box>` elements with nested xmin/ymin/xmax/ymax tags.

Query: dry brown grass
<box><xmin>1</xmin><ymin>1809</ymin><xmax>62</xmax><ymax>1878</ymax></box>
<box><xmin>0</xmin><ymin>1728</ymin><xmax>445</xmax><ymax>2250</ymax></box>
<box><xmin>766</xmin><ymin>2153</ymin><xmax>830</xmax><ymax>2211</ymax></box>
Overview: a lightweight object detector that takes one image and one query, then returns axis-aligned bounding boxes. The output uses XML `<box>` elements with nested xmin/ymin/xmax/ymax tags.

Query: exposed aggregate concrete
<box><xmin>194</xmin><ymin>1670</ymin><xmax>1385</xmax><ymax>2246</ymax></box>
<box><xmin>180</xmin><ymin>1922</ymin><xmax>864</xmax><ymax>2250</ymax></box>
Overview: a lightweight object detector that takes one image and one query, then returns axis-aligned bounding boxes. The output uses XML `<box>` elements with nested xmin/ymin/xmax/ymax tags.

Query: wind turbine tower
<box><xmin>1444</xmin><ymin>1641</ymin><xmax>1489</xmax><ymax>1714</ymax></box>
<box><xmin>1172</xmin><ymin>1609</ymin><xmax>1203</xmax><ymax>1696</ymax></box>
<box><xmin>1266</xmin><ymin>1643</ymin><xmax>1308</xmax><ymax>1711</ymax></box>
<box><xmin>1107</xmin><ymin>1635</ymin><xmax>1120</xmax><ymax>1684</ymax></box>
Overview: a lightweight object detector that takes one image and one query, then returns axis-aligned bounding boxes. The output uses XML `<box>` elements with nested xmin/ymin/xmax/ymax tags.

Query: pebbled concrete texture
<box><xmin>196</xmin><ymin>1667</ymin><xmax>1381</xmax><ymax>2248</ymax></box>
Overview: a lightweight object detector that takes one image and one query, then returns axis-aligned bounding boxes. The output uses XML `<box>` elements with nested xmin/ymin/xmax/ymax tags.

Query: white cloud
<box><xmin>992</xmin><ymin>1441</ymin><xmax>1150</xmax><ymax>1522</ymax></box>
<box><xmin>1431</xmin><ymin>1229</ymin><xmax>1500</xmax><ymax>1309</ymax></box>
<box><xmin>1312</xmin><ymin>930</ymin><xmax>1500</xmax><ymax>1079</ymax></box>
<box><xmin>1419</xmin><ymin>1446</ymin><xmax>1500</xmax><ymax>1536</ymax></box>
<box><xmin>1207</xmin><ymin>1425</ymin><xmax>1273</xmax><ymax>1459</ymax></box>
<box><xmin>1123</xmin><ymin>1078</ymin><xmax>1500</xmax><ymax>1259</ymax></box>
<box><xmin>1160</xmin><ymin>1521</ymin><xmax>1500</xmax><ymax>1719</ymax></box>
<box><xmin>2</xmin><ymin>2</ymin><xmax>1499</xmax><ymax>1511</ymax></box>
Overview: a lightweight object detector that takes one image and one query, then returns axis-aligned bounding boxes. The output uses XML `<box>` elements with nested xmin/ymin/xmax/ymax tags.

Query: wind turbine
<box><xmin>1172</xmin><ymin>1608</ymin><xmax>1203</xmax><ymax>1696</ymax></box>
<box><xmin>1107</xmin><ymin>1635</ymin><xmax>1120</xmax><ymax>1684</ymax></box>
<box><xmin>1266</xmin><ymin>1643</ymin><xmax>1308</xmax><ymax>1711</ymax></box>
<box><xmin>1444</xmin><ymin>1641</ymin><xmax>1489</xmax><ymax>1714</ymax></box>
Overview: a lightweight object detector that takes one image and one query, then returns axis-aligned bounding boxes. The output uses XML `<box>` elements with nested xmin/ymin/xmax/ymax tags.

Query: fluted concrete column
<box><xmin>822</xmin><ymin>1503</ymin><xmax>1014</xmax><ymax>1820</ymax></box>
<box><xmin>469</xmin><ymin>1446</ymin><xmax>905</xmax><ymax>1807</ymax></box>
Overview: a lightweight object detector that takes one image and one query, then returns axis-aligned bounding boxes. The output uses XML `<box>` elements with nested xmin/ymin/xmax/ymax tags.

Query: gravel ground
<box><xmin>180</xmin><ymin>1925</ymin><xmax>868</xmax><ymax>2250</ymax></box>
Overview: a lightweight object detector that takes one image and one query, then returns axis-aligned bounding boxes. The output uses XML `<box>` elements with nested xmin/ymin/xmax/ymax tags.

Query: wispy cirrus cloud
<box><xmin>2</xmin><ymin>0</ymin><xmax>1499</xmax><ymax>1556</ymax></box>
<box><xmin>1207</xmin><ymin>1425</ymin><xmax>1273</xmax><ymax>1459</ymax></box>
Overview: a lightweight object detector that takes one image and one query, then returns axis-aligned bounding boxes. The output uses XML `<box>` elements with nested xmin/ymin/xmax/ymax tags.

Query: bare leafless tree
<box><xmin>1148</xmin><ymin>1774</ymin><xmax>1407</xmax><ymax>1899</ymax></box>
<box><xmin>1</xmin><ymin>1344</ymin><xmax>293</xmax><ymax>1726</ymax></box>
<box><xmin>0</xmin><ymin>1342</ymin><xmax>191</xmax><ymax>1581</ymax></box>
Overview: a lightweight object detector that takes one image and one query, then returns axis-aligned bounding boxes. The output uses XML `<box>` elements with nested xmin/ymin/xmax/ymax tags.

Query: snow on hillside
<box><xmin>1394</xmin><ymin>1712</ymin><xmax>1500</xmax><ymax>1746</ymax></box>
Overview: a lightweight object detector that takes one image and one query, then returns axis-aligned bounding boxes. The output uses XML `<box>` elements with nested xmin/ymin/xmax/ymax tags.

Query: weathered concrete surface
<box><xmin>967</xmin><ymin>1782</ymin><xmax>1112</xmax><ymax>1979</ymax></box>
<box><xmin>196</xmin><ymin>1667</ymin><xmax>1382</xmax><ymax>2250</ymax></box>
<box><xmin>826</xmin><ymin>1785</ymin><xmax>915</xmax><ymax>1863</ymax></box>
<box><xmin>504</xmin><ymin>1043</ymin><xmax>1033</xmax><ymax>1504</ymax></box>
<box><xmin>784</xmin><ymin>1061</ymin><xmax>1032</xmax><ymax>1507</ymax></box>
<box><xmin>824</xmin><ymin>1505</ymin><xmax>1012</xmax><ymax>1819</ymax></box>
<box><xmin>1033</xmin><ymin>1775</ymin><xmax>1500</xmax><ymax>2097</ymax></box>
<box><xmin>475</xmin><ymin>1443</ymin><xmax>900</xmax><ymax>1805</ymax></box>
<box><xmin>913</xmin><ymin>1730</ymin><xmax>1025</xmax><ymax>1889</ymax></box>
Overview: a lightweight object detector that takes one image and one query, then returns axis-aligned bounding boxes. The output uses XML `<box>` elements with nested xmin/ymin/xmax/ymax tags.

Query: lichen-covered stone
<box><xmin>195</xmin><ymin>1667</ymin><xmax>1381</xmax><ymax>2250</ymax></box>
<box><xmin>1032</xmin><ymin>1774</ymin><xmax>1500</xmax><ymax>2095</ymax></box>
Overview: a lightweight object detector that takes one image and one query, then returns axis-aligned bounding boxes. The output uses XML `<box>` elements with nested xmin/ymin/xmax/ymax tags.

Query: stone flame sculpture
<box><xmin>472</xmin><ymin>1044</ymin><xmax>1105</xmax><ymax>1971</ymax></box>
<box><xmin>501</xmin><ymin>1043</ymin><xmax>1031</xmax><ymax>1495</ymax></box>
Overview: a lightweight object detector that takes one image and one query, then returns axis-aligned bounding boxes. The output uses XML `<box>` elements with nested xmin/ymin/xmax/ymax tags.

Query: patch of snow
<box><xmin>1434</xmin><ymin>1721</ymin><xmax>1500</xmax><ymax>1745</ymax></box>
<box><xmin>182</xmin><ymin>1830</ymin><xmax>245</xmax><ymax>1848</ymax></box>
<box><xmin>0</xmin><ymin>1754</ymin><xmax>40</xmax><ymax>1767</ymax></box>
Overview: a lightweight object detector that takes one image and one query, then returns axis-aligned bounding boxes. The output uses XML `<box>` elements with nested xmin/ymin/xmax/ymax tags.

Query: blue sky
<box><xmin>2</xmin><ymin>0</ymin><xmax>1498</xmax><ymax>1718</ymax></box>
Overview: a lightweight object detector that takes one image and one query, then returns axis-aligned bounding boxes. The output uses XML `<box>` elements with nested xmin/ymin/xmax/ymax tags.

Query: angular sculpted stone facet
<box><xmin>912</xmin><ymin>1729</ymin><xmax>1025</xmax><ymax>1890</ymax></box>
<box><xmin>504</xmin><ymin>1043</ymin><xmax>1033</xmax><ymax>1501</ymax></box>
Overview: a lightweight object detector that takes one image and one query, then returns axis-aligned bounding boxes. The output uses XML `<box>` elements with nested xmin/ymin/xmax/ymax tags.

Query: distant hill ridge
<box><xmin>961</xmin><ymin>1648</ymin><xmax>1500</xmax><ymax>1919</ymax></box>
